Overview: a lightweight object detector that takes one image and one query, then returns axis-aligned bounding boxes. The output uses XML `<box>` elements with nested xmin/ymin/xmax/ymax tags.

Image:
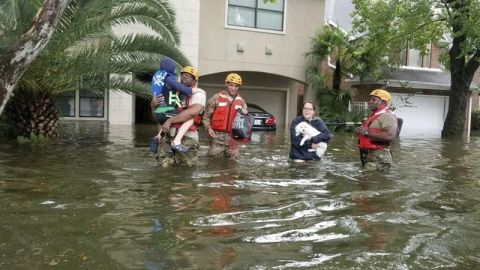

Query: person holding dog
<box><xmin>289</xmin><ymin>101</ymin><xmax>331</xmax><ymax>162</ymax></box>
<box><xmin>203</xmin><ymin>73</ymin><xmax>248</xmax><ymax>160</ymax></box>
<box><xmin>355</xmin><ymin>89</ymin><xmax>397</xmax><ymax>172</ymax></box>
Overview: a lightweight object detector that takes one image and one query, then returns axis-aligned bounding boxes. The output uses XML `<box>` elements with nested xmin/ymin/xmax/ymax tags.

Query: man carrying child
<box><xmin>151</xmin><ymin>65</ymin><xmax>206</xmax><ymax>167</ymax></box>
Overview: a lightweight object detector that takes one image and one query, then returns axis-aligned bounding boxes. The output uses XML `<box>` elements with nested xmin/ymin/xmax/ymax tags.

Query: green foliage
<box><xmin>352</xmin><ymin>0</ymin><xmax>480</xmax><ymax>137</ymax></box>
<box><xmin>351</xmin><ymin>0</ymin><xmax>480</xmax><ymax>74</ymax></box>
<box><xmin>16</xmin><ymin>134</ymin><xmax>48</xmax><ymax>144</ymax></box>
<box><xmin>352</xmin><ymin>0</ymin><xmax>445</xmax><ymax>58</ymax></box>
<box><xmin>306</xmin><ymin>26</ymin><xmax>358</xmax><ymax>86</ymax></box>
<box><xmin>0</xmin><ymin>115</ymin><xmax>10</xmax><ymax>138</ymax></box>
<box><xmin>306</xmin><ymin>25</ymin><xmax>360</xmax><ymax>126</ymax></box>
<box><xmin>0</xmin><ymin>0</ymin><xmax>188</xmax><ymax>99</ymax></box>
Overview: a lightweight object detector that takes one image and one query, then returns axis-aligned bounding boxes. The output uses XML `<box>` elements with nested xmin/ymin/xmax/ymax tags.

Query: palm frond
<box><xmin>111</xmin><ymin>1</ymin><xmax>179</xmax><ymax>44</ymax></box>
<box><xmin>305</xmin><ymin>66</ymin><xmax>327</xmax><ymax>91</ymax></box>
<box><xmin>5</xmin><ymin>0</ymin><xmax>185</xmax><ymax>100</ymax></box>
<box><xmin>112</xmin><ymin>34</ymin><xmax>188</xmax><ymax>64</ymax></box>
<box><xmin>108</xmin><ymin>76</ymin><xmax>151</xmax><ymax>98</ymax></box>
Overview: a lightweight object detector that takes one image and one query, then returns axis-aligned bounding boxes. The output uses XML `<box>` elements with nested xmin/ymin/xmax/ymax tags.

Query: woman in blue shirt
<box><xmin>289</xmin><ymin>101</ymin><xmax>331</xmax><ymax>161</ymax></box>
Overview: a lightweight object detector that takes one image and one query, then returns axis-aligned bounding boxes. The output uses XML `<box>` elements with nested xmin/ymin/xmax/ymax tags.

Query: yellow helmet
<box><xmin>370</xmin><ymin>89</ymin><xmax>392</xmax><ymax>104</ymax></box>
<box><xmin>225</xmin><ymin>73</ymin><xmax>242</xmax><ymax>85</ymax></box>
<box><xmin>180</xmin><ymin>66</ymin><xmax>199</xmax><ymax>81</ymax></box>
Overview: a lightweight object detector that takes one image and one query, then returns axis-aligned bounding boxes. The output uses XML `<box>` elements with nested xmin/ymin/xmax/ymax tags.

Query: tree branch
<box><xmin>465</xmin><ymin>48</ymin><xmax>480</xmax><ymax>80</ymax></box>
<box><xmin>0</xmin><ymin>0</ymin><xmax>70</xmax><ymax>115</ymax></box>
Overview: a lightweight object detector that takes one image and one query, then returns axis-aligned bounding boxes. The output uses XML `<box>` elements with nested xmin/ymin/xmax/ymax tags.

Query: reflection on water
<box><xmin>1</xmin><ymin>121</ymin><xmax>480</xmax><ymax>269</ymax></box>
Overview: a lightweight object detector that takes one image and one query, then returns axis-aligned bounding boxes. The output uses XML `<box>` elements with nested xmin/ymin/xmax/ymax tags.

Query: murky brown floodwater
<box><xmin>1</xmin><ymin>121</ymin><xmax>479</xmax><ymax>269</ymax></box>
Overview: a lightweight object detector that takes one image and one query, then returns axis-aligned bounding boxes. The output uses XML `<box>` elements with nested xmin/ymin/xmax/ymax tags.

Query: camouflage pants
<box><xmin>208</xmin><ymin>131</ymin><xmax>239</xmax><ymax>160</ymax></box>
<box><xmin>156</xmin><ymin>135</ymin><xmax>199</xmax><ymax>167</ymax></box>
<box><xmin>360</xmin><ymin>148</ymin><xmax>393</xmax><ymax>172</ymax></box>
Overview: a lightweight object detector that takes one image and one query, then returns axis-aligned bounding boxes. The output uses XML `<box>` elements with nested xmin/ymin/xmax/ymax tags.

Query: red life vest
<box><xmin>171</xmin><ymin>95</ymin><xmax>202</xmax><ymax>131</ymax></box>
<box><xmin>211</xmin><ymin>91</ymin><xmax>244</xmax><ymax>132</ymax></box>
<box><xmin>358</xmin><ymin>106</ymin><xmax>392</xmax><ymax>150</ymax></box>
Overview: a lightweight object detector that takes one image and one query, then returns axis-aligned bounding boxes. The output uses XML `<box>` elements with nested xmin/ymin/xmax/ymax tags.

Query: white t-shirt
<box><xmin>190</xmin><ymin>89</ymin><xmax>206</xmax><ymax>110</ymax></box>
<box><xmin>170</xmin><ymin>88</ymin><xmax>206</xmax><ymax>140</ymax></box>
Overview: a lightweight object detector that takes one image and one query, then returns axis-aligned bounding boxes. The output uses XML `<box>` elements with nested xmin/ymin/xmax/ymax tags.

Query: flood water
<box><xmin>1</xmin><ymin>121</ymin><xmax>479</xmax><ymax>269</ymax></box>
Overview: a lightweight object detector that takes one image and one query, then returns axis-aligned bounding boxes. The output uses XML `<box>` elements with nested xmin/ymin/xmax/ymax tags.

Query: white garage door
<box><xmin>240</xmin><ymin>89</ymin><xmax>287</xmax><ymax>127</ymax></box>
<box><xmin>392</xmin><ymin>94</ymin><xmax>449</xmax><ymax>136</ymax></box>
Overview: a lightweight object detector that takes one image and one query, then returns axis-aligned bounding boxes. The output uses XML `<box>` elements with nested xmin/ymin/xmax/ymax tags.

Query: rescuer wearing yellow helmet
<box><xmin>180</xmin><ymin>66</ymin><xmax>199</xmax><ymax>81</ymax></box>
<box><xmin>202</xmin><ymin>73</ymin><xmax>248</xmax><ymax>160</ymax></box>
<box><xmin>151</xmin><ymin>64</ymin><xmax>206</xmax><ymax>166</ymax></box>
<box><xmin>355</xmin><ymin>89</ymin><xmax>398</xmax><ymax>171</ymax></box>
<box><xmin>369</xmin><ymin>89</ymin><xmax>392</xmax><ymax>104</ymax></box>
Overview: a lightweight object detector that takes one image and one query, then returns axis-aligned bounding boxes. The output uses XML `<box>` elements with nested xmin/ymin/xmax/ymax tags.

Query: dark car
<box><xmin>247</xmin><ymin>103</ymin><xmax>276</xmax><ymax>131</ymax></box>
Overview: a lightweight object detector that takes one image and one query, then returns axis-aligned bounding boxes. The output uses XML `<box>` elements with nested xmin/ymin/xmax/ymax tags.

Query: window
<box><xmin>400</xmin><ymin>44</ymin><xmax>431</xmax><ymax>68</ymax></box>
<box><xmin>227</xmin><ymin>0</ymin><xmax>285</xmax><ymax>31</ymax></box>
<box><xmin>56</xmin><ymin>91</ymin><xmax>76</xmax><ymax>117</ymax></box>
<box><xmin>80</xmin><ymin>91</ymin><xmax>104</xmax><ymax>118</ymax></box>
<box><xmin>54</xmin><ymin>76</ymin><xmax>107</xmax><ymax>119</ymax></box>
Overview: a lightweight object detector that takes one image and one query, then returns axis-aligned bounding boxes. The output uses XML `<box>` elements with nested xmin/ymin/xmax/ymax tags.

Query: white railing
<box><xmin>349</xmin><ymin>101</ymin><xmax>368</xmax><ymax>115</ymax></box>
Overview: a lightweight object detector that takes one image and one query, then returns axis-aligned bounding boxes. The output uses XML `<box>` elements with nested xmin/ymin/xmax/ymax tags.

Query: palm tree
<box><xmin>305</xmin><ymin>25</ymin><xmax>358</xmax><ymax>119</ymax></box>
<box><xmin>0</xmin><ymin>0</ymin><xmax>188</xmax><ymax>140</ymax></box>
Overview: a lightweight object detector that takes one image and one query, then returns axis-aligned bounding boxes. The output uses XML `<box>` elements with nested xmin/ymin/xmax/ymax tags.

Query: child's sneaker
<box><xmin>171</xmin><ymin>143</ymin><xmax>189</xmax><ymax>154</ymax></box>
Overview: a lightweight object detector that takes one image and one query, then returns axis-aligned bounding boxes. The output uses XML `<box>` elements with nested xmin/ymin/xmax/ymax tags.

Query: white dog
<box><xmin>294</xmin><ymin>121</ymin><xmax>328</xmax><ymax>158</ymax></box>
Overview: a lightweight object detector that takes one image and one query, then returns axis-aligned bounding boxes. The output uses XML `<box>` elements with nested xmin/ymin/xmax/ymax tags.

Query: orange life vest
<box><xmin>171</xmin><ymin>95</ymin><xmax>202</xmax><ymax>131</ymax></box>
<box><xmin>211</xmin><ymin>91</ymin><xmax>244</xmax><ymax>132</ymax></box>
<box><xmin>358</xmin><ymin>107</ymin><xmax>392</xmax><ymax>150</ymax></box>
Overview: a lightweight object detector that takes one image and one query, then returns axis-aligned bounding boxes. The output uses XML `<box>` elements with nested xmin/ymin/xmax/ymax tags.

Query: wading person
<box><xmin>355</xmin><ymin>89</ymin><xmax>397</xmax><ymax>172</ymax></box>
<box><xmin>289</xmin><ymin>101</ymin><xmax>331</xmax><ymax>162</ymax></box>
<box><xmin>152</xmin><ymin>66</ymin><xmax>206</xmax><ymax>167</ymax></box>
<box><xmin>150</xmin><ymin>58</ymin><xmax>201</xmax><ymax>153</ymax></box>
<box><xmin>203</xmin><ymin>73</ymin><xmax>248</xmax><ymax>160</ymax></box>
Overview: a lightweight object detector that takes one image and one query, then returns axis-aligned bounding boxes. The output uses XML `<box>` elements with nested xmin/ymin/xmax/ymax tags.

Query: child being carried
<box><xmin>150</xmin><ymin>58</ymin><xmax>200</xmax><ymax>154</ymax></box>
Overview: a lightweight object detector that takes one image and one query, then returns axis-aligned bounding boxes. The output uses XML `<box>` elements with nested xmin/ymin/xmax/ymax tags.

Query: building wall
<box><xmin>430</xmin><ymin>44</ymin><xmax>444</xmax><ymax>69</ymax></box>
<box><xmin>108</xmin><ymin>91</ymin><xmax>134</xmax><ymax>124</ymax></box>
<box><xmin>472</xmin><ymin>69</ymin><xmax>480</xmax><ymax>110</ymax></box>
<box><xmin>197</xmin><ymin>0</ymin><xmax>325</xmax><ymax>83</ymax></box>
<box><xmin>169</xmin><ymin>0</ymin><xmax>200</xmax><ymax>66</ymax></box>
<box><xmin>195</xmin><ymin>0</ymin><xmax>325</xmax><ymax>126</ymax></box>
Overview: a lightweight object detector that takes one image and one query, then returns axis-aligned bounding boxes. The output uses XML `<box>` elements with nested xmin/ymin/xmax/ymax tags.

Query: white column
<box><xmin>108</xmin><ymin>74</ymin><xmax>135</xmax><ymax>125</ymax></box>
<box><xmin>169</xmin><ymin>0</ymin><xmax>200</xmax><ymax>67</ymax></box>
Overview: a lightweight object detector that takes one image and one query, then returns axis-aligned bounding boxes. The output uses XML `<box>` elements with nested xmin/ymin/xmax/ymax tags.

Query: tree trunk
<box><xmin>441</xmin><ymin>1</ymin><xmax>480</xmax><ymax>138</ymax></box>
<box><xmin>441</xmin><ymin>85</ymin><xmax>470</xmax><ymax>138</ymax></box>
<box><xmin>5</xmin><ymin>89</ymin><xmax>59</xmax><ymax>140</ymax></box>
<box><xmin>0</xmin><ymin>0</ymin><xmax>70</xmax><ymax>116</ymax></box>
<box><xmin>332</xmin><ymin>59</ymin><xmax>342</xmax><ymax>91</ymax></box>
<box><xmin>441</xmin><ymin>25</ymin><xmax>480</xmax><ymax>138</ymax></box>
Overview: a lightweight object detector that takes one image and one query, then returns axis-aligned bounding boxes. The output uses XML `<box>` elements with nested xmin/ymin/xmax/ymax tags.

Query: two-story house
<box><xmin>322</xmin><ymin>1</ymin><xmax>480</xmax><ymax>136</ymax></box>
